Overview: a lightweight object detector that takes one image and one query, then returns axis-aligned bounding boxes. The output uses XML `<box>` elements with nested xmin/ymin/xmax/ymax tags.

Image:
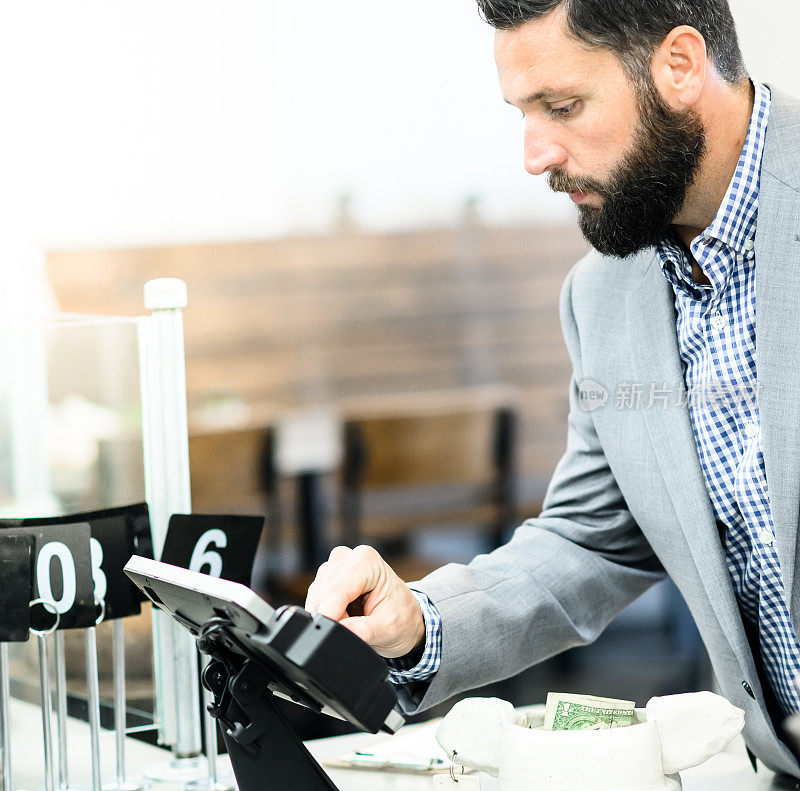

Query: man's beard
<box><xmin>549</xmin><ymin>88</ymin><xmax>707</xmax><ymax>259</ymax></box>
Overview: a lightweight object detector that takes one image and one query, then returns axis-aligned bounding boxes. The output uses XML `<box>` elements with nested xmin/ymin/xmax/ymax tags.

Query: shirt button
<box><xmin>758</xmin><ymin>529</ymin><xmax>774</xmax><ymax>546</ymax></box>
<box><xmin>745</xmin><ymin>421</ymin><xmax>759</xmax><ymax>439</ymax></box>
<box><xmin>744</xmin><ymin>237</ymin><xmax>755</xmax><ymax>252</ymax></box>
<box><xmin>710</xmin><ymin>312</ymin><xmax>726</xmax><ymax>332</ymax></box>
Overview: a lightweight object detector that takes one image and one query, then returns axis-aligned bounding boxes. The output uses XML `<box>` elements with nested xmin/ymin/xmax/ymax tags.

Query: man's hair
<box><xmin>476</xmin><ymin>0</ymin><xmax>747</xmax><ymax>89</ymax></box>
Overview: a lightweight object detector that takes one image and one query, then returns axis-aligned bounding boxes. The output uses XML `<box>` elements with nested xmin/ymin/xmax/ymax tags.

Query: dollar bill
<box><xmin>544</xmin><ymin>693</ymin><xmax>636</xmax><ymax>730</ymax></box>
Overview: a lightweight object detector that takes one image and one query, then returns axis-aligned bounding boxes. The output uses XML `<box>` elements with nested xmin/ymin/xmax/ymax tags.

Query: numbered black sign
<box><xmin>160</xmin><ymin>514</ymin><xmax>264</xmax><ymax>585</ymax></box>
<box><xmin>86</xmin><ymin>515</ymin><xmax>142</xmax><ymax>620</ymax></box>
<box><xmin>1</xmin><ymin>523</ymin><xmax>96</xmax><ymax>632</ymax></box>
<box><xmin>0</xmin><ymin>534</ymin><xmax>35</xmax><ymax>642</ymax></box>
<box><xmin>127</xmin><ymin>503</ymin><xmax>155</xmax><ymax>565</ymax></box>
<box><xmin>2</xmin><ymin>503</ymin><xmax>154</xmax><ymax>621</ymax></box>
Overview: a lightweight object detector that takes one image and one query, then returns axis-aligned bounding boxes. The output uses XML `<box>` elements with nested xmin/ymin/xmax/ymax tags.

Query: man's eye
<box><xmin>550</xmin><ymin>102</ymin><xmax>577</xmax><ymax>118</ymax></box>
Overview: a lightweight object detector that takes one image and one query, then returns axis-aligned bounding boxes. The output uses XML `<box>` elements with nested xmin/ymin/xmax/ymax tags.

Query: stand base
<box><xmin>219</xmin><ymin>689</ymin><xmax>339</xmax><ymax>791</ymax></box>
<box><xmin>144</xmin><ymin>756</ymin><xmax>207</xmax><ymax>783</ymax></box>
<box><xmin>102</xmin><ymin>781</ymin><xmax>146</xmax><ymax>791</ymax></box>
<box><xmin>185</xmin><ymin>781</ymin><xmax>235</xmax><ymax>791</ymax></box>
<box><xmin>185</xmin><ymin>757</ymin><xmax>235</xmax><ymax>791</ymax></box>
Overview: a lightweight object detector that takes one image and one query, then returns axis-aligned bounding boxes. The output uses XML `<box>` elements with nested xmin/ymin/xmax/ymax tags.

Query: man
<box><xmin>306</xmin><ymin>0</ymin><xmax>800</xmax><ymax>776</ymax></box>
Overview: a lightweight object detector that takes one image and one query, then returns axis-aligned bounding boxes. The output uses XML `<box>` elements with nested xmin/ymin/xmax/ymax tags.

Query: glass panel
<box><xmin>0</xmin><ymin>313</ymin><xmax>155</xmax><ymax>725</ymax></box>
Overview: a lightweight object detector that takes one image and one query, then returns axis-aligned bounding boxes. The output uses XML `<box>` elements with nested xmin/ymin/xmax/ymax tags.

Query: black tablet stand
<box><xmin>198</xmin><ymin>620</ymin><xmax>339</xmax><ymax>791</ymax></box>
<box><xmin>197</xmin><ymin>608</ymin><xmax>400</xmax><ymax>791</ymax></box>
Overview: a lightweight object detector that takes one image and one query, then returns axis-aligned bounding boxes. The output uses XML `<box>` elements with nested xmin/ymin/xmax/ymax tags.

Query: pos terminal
<box><xmin>123</xmin><ymin>556</ymin><xmax>404</xmax><ymax>791</ymax></box>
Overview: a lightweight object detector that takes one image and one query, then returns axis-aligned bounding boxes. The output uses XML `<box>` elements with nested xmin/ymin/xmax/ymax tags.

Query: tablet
<box><xmin>124</xmin><ymin>555</ymin><xmax>403</xmax><ymax>735</ymax></box>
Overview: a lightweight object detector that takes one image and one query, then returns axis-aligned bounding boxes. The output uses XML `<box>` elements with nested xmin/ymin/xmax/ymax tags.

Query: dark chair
<box><xmin>338</xmin><ymin>392</ymin><xmax>520</xmax><ymax>577</ymax></box>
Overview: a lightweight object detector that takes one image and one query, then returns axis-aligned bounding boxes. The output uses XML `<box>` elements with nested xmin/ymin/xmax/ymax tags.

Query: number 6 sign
<box><xmin>189</xmin><ymin>529</ymin><xmax>227</xmax><ymax>578</ymax></box>
<box><xmin>160</xmin><ymin>514</ymin><xmax>264</xmax><ymax>585</ymax></box>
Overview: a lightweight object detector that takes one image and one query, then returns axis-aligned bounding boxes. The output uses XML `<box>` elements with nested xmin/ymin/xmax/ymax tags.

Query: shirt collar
<box><xmin>657</xmin><ymin>81</ymin><xmax>771</xmax><ymax>297</ymax></box>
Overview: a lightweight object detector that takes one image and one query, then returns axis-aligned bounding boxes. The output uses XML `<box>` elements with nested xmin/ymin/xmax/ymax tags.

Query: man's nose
<box><xmin>523</xmin><ymin>121</ymin><xmax>567</xmax><ymax>176</ymax></box>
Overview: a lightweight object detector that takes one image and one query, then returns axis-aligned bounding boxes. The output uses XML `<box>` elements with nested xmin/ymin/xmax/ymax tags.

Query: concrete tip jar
<box><xmin>436</xmin><ymin>692</ymin><xmax>745</xmax><ymax>791</ymax></box>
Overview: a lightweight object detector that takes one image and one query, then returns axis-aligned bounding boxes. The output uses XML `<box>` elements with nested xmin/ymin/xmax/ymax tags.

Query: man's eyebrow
<box><xmin>503</xmin><ymin>87</ymin><xmax>578</xmax><ymax>107</ymax></box>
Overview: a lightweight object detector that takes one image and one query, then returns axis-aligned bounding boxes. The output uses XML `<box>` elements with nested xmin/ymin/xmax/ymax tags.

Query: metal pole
<box><xmin>139</xmin><ymin>279</ymin><xmax>204</xmax><ymax>782</ymax></box>
<box><xmin>85</xmin><ymin>627</ymin><xmax>102</xmax><ymax>791</ymax></box>
<box><xmin>105</xmin><ymin>620</ymin><xmax>143</xmax><ymax>791</ymax></box>
<box><xmin>186</xmin><ymin>659</ymin><xmax>233</xmax><ymax>791</ymax></box>
<box><xmin>170</xmin><ymin>622</ymin><xmax>201</xmax><ymax>760</ymax></box>
<box><xmin>203</xmin><ymin>682</ymin><xmax>219</xmax><ymax>788</ymax></box>
<box><xmin>38</xmin><ymin>634</ymin><xmax>56</xmax><ymax>791</ymax></box>
<box><xmin>54</xmin><ymin>632</ymin><xmax>69</xmax><ymax>791</ymax></box>
<box><xmin>1</xmin><ymin>644</ymin><xmax>12</xmax><ymax>791</ymax></box>
<box><xmin>113</xmin><ymin>620</ymin><xmax>126</xmax><ymax>787</ymax></box>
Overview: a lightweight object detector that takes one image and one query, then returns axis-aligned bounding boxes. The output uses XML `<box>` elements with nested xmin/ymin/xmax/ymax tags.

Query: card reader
<box><xmin>124</xmin><ymin>555</ymin><xmax>404</xmax><ymax>791</ymax></box>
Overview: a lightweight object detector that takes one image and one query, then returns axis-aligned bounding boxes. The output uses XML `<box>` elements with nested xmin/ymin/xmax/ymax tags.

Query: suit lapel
<box><xmin>754</xmin><ymin>169</ymin><xmax>800</xmax><ymax>618</ymax></box>
<box><xmin>625</xmin><ymin>256</ymin><xmax>750</xmax><ymax>663</ymax></box>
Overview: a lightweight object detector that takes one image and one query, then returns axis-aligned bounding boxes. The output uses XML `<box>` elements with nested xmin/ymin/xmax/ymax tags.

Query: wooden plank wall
<box><xmin>47</xmin><ymin>221</ymin><xmax>588</xmax><ymax>505</ymax></box>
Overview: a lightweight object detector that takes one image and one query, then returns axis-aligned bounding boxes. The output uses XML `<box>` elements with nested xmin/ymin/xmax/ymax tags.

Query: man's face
<box><xmin>495</xmin><ymin>11</ymin><xmax>706</xmax><ymax>258</ymax></box>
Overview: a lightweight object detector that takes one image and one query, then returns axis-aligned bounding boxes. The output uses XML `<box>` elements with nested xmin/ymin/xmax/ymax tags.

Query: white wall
<box><xmin>0</xmin><ymin>0</ymin><xmax>556</xmax><ymax>259</ymax></box>
<box><xmin>730</xmin><ymin>0</ymin><xmax>800</xmax><ymax>93</ymax></box>
<box><xmin>0</xmin><ymin>0</ymin><xmax>797</xmax><ymax>271</ymax></box>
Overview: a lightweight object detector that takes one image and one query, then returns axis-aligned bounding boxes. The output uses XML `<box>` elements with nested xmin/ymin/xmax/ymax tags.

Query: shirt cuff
<box><xmin>386</xmin><ymin>588</ymin><xmax>442</xmax><ymax>684</ymax></box>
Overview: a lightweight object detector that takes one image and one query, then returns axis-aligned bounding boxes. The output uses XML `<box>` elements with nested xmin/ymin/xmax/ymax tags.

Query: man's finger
<box><xmin>328</xmin><ymin>545</ymin><xmax>351</xmax><ymax>564</ymax></box>
<box><xmin>306</xmin><ymin>547</ymin><xmax>358</xmax><ymax>611</ymax></box>
<box><xmin>339</xmin><ymin>615</ymin><xmax>374</xmax><ymax>645</ymax></box>
<box><xmin>305</xmin><ymin>581</ymin><xmax>318</xmax><ymax>612</ymax></box>
<box><xmin>305</xmin><ymin>561</ymin><xmax>332</xmax><ymax>611</ymax></box>
<box><xmin>314</xmin><ymin>591</ymin><xmax>351</xmax><ymax>621</ymax></box>
<box><xmin>314</xmin><ymin>550</ymin><xmax>381</xmax><ymax>621</ymax></box>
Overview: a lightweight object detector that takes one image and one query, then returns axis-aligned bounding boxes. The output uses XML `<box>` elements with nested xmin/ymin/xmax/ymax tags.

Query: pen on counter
<box><xmin>346</xmin><ymin>751</ymin><xmax>449</xmax><ymax>772</ymax></box>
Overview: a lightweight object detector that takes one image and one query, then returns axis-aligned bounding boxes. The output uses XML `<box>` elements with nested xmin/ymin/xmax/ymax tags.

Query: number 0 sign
<box><xmin>2</xmin><ymin>504</ymin><xmax>154</xmax><ymax>621</ymax></box>
<box><xmin>0</xmin><ymin>524</ymin><xmax>96</xmax><ymax>631</ymax></box>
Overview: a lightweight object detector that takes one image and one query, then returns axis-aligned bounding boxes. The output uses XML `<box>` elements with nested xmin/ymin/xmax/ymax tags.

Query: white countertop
<box><xmin>7</xmin><ymin>699</ymin><xmax>797</xmax><ymax>791</ymax></box>
<box><xmin>306</xmin><ymin>721</ymin><xmax>786</xmax><ymax>791</ymax></box>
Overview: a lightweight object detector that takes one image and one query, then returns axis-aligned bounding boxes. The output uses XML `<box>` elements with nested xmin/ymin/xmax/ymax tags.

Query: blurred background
<box><xmin>2</xmin><ymin>0</ymin><xmax>799</xmax><ymax>738</ymax></box>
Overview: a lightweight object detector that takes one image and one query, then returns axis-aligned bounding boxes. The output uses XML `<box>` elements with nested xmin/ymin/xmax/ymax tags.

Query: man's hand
<box><xmin>305</xmin><ymin>545</ymin><xmax>425</xmax><ymax>659</ymax></box>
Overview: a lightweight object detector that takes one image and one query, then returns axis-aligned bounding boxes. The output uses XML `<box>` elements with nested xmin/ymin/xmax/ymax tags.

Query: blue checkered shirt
<box><xmin>390</xmin><ymin>82</ymin><xmax>800</xmax><ymax>715</ymax></box>
<box><xmin>656</xmin><ymin>81</ymin><xmax>800</xmax><ymax>715</ymax></box>
<box><xmin>385</xmin><ymin>588</ymin><xmax>442</xmax><ymax>684</ymax></box>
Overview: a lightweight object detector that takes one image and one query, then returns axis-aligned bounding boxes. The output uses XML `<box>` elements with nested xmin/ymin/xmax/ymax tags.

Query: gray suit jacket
<box><xmin>407</xmin><ymin>87</ymin><xmax>800</xmax><ymax>777</ymax></box>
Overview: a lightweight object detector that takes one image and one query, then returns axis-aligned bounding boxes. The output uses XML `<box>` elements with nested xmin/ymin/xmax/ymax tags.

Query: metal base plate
<box><xmin>102</xmin><ymin>781</ymin><xmax>147</xmax><ymax>791</ymax></box>
<box><xmin>144</xmin><ymin>756</ymin><xmax>207</xmax><ymax>783</ymax></box>
<box><xmin>185</xmin><ymin>781</ymin><xmax>235</xmax><ymax>791</ymax></box>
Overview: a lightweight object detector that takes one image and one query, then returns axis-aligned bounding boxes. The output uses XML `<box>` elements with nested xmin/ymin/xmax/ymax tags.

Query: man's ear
<box><xmin>651</xmin><ymin>25</ymin><xmax>707</xmax><ymax>110</ymax></box>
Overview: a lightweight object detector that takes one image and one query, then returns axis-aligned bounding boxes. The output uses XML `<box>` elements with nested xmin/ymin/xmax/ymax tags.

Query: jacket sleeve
<box><xmin>397</xmin><ymin>258</ymin><xmax>666</xmax><ymax>714</ymax></box>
